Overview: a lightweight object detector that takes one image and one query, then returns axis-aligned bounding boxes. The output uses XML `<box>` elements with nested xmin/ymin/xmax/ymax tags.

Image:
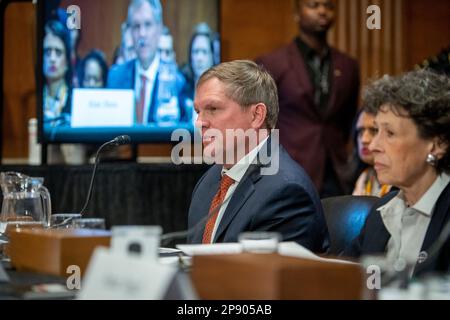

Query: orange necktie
<box><xmin>202</xmin><ymin>174</ymin><xmax>235</xmax><ymax>244</ymax></box>
<box><xmin>136</xmin><ymin>75</ymin><xmax>147</xmax><ymax>124</ymax></box>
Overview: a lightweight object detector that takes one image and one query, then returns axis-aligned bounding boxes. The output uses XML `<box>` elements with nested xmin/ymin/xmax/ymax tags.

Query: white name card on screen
<box><xmin>71</xmin><ymin>88</ymin><xmax>134</xmax><ymax>127</ymax></box>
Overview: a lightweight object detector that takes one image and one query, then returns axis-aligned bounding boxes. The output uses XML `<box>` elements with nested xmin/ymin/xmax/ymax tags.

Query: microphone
<box><xmin>50</xmin><ymin>135</ymin><xmax>131</xmax><ymax>228</ymax></box>
<box><xmin>79</xmin><ymin>135</ymin><xmax>131</xmax><ymax>216</ymax></box>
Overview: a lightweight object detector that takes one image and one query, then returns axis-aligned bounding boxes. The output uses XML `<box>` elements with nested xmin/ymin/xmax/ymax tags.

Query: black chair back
<box><xmin>321</xmin><ymin>195</ymin><xmax>379</xmax><ymax>255</ymax></box>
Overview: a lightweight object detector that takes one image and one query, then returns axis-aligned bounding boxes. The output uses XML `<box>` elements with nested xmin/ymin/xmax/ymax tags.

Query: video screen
<box><xmin>38</xmin><ymin>0</ymin><xmax>220</xmax><ymax>143</ymax></box>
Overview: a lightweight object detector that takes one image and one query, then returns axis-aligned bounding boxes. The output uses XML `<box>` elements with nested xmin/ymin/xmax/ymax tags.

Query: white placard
<box><xmin>78</xmin><ymin>247</ymin><xmax>177</xmax><ymax>300</ymax></box>
<box><xmin>111</xmin><ymin>226</ymin><xmax>162</xmax><ymax>259</ymax></box>
<box><xmin>71</xmin><ymin>89</ymin><xmax>134</xmax><ymax>127</ymax></box>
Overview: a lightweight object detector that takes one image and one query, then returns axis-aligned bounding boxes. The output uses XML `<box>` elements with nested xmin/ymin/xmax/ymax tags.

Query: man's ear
<box><xmin>250</xmin><ymin>103</ymin><xmax>267</xmax><ymax>129</ymax></box>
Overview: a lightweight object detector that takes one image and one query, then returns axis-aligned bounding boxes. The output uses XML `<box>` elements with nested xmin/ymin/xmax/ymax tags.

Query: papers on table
<box><xmin>176</xmin><ymin>242</ymin><xmax>356</xmax><ymax>265</ymax></box>
<box><xmin>177</xmin><ymin>243</ymin><xmax>243</xmax><ymax>256</ymax></box>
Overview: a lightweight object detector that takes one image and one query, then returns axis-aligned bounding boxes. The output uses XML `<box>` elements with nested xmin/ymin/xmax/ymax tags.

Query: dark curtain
<box><xmin>0</xmin><ymin>163</ymin><xmax>208</xmax><ymax>234</ymax></box>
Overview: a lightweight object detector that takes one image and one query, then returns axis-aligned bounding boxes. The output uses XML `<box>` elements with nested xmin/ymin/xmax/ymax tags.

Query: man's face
<box><xmin>297</xmin><ymin>0</ymin><xmax>335</xmax><ymax>35</ymax></box>
<box><xmin>194</xmin><ymin>78</ymin><xmax>256</xmax><ymax>166</ymax></box>
<box><xmin>129</xmin><ymin>1</ymin><xmax>162</xmax><ymax>68</ymax></box>
<box><xmin>158</xmin><ymin>34</ymin><xmax>175</xmax><ymax>63</ymax></box>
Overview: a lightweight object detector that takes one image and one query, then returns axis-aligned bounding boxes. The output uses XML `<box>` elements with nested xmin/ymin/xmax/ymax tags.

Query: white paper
<box><xmin>159</xmin><ymin>247</ymin><xmax>182</xmax><ymax>254</ymax></box>
<box><xmin>177</xmin><ymin>241</ymin><xmax>356</xmax><ymax>265</ymax></box>
<box><xmin>278</xmin><ymin>242</ymin><xmax>357</xmax><ymax>265</ymax></box>
<box><xmin>79</xmin><ymin>247</ymin><xmax>177</xmax><ymax>300</ymax></box>
<box><xmin>176</xmin><ymin>243</ymin><xmax>243</xmax><ymax>255</ymax></box>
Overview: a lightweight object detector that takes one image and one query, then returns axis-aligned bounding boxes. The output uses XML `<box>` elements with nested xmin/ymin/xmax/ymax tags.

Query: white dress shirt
<box><xmin>134</xmin><ymin>54</ymin><xmax>160</xmax><ymax>124</ymax></box>
<box><xmin>209</xmin><ymin>136</ymin><xmax>270</xmax><ymax>243</ymax></box>
<box><xmin>378</xmin><ymin>173</ymin><xmax>450</xmax><ymax>272</ymax></box>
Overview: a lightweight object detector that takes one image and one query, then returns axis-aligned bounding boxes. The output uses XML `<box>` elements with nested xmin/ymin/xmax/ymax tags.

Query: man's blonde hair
<box><xmin>197</xmin><ymin>60</ymin><xmax>279</xmax><ymax>129</ymax></box>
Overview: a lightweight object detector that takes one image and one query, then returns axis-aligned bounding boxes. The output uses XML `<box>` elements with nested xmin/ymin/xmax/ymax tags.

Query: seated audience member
<box><xmin>343</xmin><ymin>69</ymin><xmax>450</xmax><ymax>277</ymax></box>
<box><xmin>158</xmin><ymin>26</ymin><xmax>176</xmax><ymax>63</ymax></box>
<box><xmin>352</xmin><ymin>110</ymin><xmax>391</xmax><ymax>197</ymax></box>
<box><xmin>43</xmin><ymin>19</ymin><xmax>86</xmax><ymax>164</ymax></box>
<box><xmin>78</xmin><ymin>50</ymin><xmax>122</xmax><ymax>162</ymax></box>
<box><xmin>187</xmin><ymin>60</ymin><xmax>329</xmax><ymax>253</ymax></box>
<box><xmin>43</xmin><ymin>19</ymin><xmax>72</xmax><ymax>125</ymax></box>
<box><xmin>181</xmin><ymin>22</ymin><xmax>216</xmax><ymax>101</ymax></box>
<box><xmin>107</xmin><ymin>0</ymin><xmax>188</xmax><ymax>125</ymax></box>
<box><xmin>78</xmin><ymin>49</ymin><xmax>109</xmax><ymax>88</ymax></box>
<box><xmin>111</xmin><ymin>23</ymin><xmax>137</xmax><ymax>66</ymax></box>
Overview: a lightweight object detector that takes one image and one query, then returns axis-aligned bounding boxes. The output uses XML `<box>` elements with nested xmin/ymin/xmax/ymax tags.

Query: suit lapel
<box><xmin>213</xmin><ymin>165</ymin><xmax>262</xmax><ymax>242</ymax></box>
<box><xmin>364</xmin><ymin>192</ymin><xmax>398</xmax><ymax>254</ymax></box>
<box><xmin>148</xmin><ymin>69</ymin><xmax>160</xmax><ymax>122</ymax></box>
<box><xmin>288</xmin><ymin>42</ymin><xmax>314</xmax><ymax>95</ymax></box>
<box><xmin>420</xmin><ymin>183</ymin><xmax>450</xmax><ymax>252</ymax></box>
<box><xmin>287</xmin><ymin>42</ymin><xmax>325</xmax><ymax>117</ymax></box>
<box><xmin>127</xmin><ymin>60</ymin><xmax>136</xmax><ymax>89</ymax></box>
<box><xmin>413</xmin><ymin>183</ymin><xmax>450</xmax><ymax>275</ymax></box>
<box><xmin>325</xmin><ymin>49</ymin><xmax>339</xmax><ymax>117</ymax></box>
<box><xmin>365</xmin><ymin>216</ymin><xmax>390</xmax><ymax>254</ymax></box>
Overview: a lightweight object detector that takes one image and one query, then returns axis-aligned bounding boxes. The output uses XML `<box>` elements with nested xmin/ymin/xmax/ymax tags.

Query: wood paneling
<box><xmin>404</xmin><ymin>0</ymin><xmax>450</xmax><ymax>69</ymax></box>
<box><xmin>2</xmin><ymin>0</ymin><xmax>450</xmax><ymax>160</ymax></box>
<box><xmin>2</xmin><ymin>2</ymin><xmax>36</xmax><ymax>158</ymax></box>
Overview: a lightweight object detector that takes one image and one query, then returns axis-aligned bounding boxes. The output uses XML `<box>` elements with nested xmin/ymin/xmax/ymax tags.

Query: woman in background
<box><xmin>43</xmin><ymin>19</ymin><xmax>72</xmax><ymax>125</ymax></box>
<box><xmin>352</xmin><ymin>110</ymin><xmax>391</xmax><ymax>197</ymax></box>
<box><xmin>78</xmin><ymin>49</ymin><xmax>109</xmax><ymax>88</ymax></box>
<box><xmin>182</xmin><ymin>23</ymin><xmax>216</xmax><ymax>101</ymax></box>
<box><xmin>343</xmin><ymin>69</ymin><xmax>450</xmax><ymax>277</ymax></box>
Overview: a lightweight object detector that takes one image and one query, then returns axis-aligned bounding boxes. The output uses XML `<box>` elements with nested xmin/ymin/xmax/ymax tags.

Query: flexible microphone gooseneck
<box><xmin>79</xmin><ymin>135</ymin><xmax>131</xmax><ymax>216</ymax></box>
<box><xmin>50</xmin><ymin>135</ymin><xmax>131</xmax><ymax>229</ymax></box>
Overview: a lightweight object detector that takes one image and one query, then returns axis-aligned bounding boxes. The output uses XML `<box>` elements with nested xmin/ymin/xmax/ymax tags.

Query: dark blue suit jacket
<box><xmin>343</xmin><ymin>183</ymin><xmax>450</xmax><ymax>276</ymax></box>
<box><xmin>187</xmin><ymin>140</ymin><xmax>329</xmax><ymax>253</ymax></box>
<box><xmin>107</xmin><ymin>59</ymin><xmax>189</xmax><ymax>123</ymax></box>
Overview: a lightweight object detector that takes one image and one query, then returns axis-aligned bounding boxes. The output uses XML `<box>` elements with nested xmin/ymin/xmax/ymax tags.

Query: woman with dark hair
<box><xmin>343</xmin><ymin>69</ymin><xmax>450</xmax><ymax>278</ymax></box>
<box><xmin>182</xmin><ymin>23</ymin><xmax>216</xmax><ymax>101</ymax></box>
<box><xmin>351</xmin><ymin>109</ymin><xmax>391</xmax><ymax>197</ymax></box>
<box><xmin>78</xmin><ymin>49</ymin><xmax>109</xmax><ymax>88</ymax></box>
<box><xmin>43</xmin><ymin>19</ymin><xmax>72</xmax><ymax>124</ymax></box>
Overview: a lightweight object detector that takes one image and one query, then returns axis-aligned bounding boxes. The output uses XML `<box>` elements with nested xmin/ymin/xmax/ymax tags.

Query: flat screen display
<box><xmin>37</xmin><ymin>0</ymin><xmax>220</xmax><ymax>143</ymax></box>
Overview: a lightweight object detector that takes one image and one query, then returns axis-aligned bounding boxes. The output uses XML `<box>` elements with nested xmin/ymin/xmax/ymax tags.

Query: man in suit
<box><xmin>257</xmin><ymin>0</ymin><xmax>360</xmax><ymax>197</ymax></box>
<box><xmin>187</xmin><ymin>60</ymin><xmax>329</xmax><ymax>253</ymax></box>
<box><xmin>107</xmin><ymin>0</ymin><xmax>188</xmax><ymax>124</ymax></box>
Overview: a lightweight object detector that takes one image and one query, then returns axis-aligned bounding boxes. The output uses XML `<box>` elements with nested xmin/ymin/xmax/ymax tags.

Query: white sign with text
<box><xmin>71</xmin><ymin>89</ymin><xmax>134</xmax><ymax>127</ymax></box>
<box><xmin>78</xmin><ymin>247</ymin><xmax>176</xmax><ymax>300</ymax></box>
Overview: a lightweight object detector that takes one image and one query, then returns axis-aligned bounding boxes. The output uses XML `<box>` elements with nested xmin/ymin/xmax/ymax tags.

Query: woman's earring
<box><xmin>426</xmin><ymin>153</ymin><xmax>437</xmax><ymax>167</ymax></box>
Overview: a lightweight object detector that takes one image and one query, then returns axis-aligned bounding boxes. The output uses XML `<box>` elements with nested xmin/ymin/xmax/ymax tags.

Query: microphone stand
<box><xmin>50</xmin><ymin>135</ymin><xmax>131</xmax><ymax>228</ymax></box>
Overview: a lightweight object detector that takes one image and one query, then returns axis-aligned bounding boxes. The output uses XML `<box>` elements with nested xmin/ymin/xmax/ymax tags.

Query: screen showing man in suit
<box><xmin>39</xmin><ymin>0</ymin><xmax>220</xmax><ymax>143</ymax></box>
<box><xmin>107</xmin><ymin>0</ymin><xmax>188</xmax><ymax>125</ymax></box>
<box><xmin>257</xmin><ymin>0</ymin><xmax>360</xmax><ymax>198</ymax></box>
<box><xmin>187</xmin><ymin>60</ymin><xmax>329</xmax><ymax>253</ymax></box>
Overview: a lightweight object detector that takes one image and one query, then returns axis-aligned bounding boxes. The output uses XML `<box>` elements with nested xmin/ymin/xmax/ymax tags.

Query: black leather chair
<box><xmin>321</xmin><ymin>195</ymin><xmax>379</xmax><ymax>255</ymax></box>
